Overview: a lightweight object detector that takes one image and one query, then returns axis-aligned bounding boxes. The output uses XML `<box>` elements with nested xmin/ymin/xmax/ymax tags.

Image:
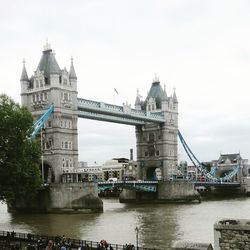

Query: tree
<box><xmin>0</xmin><ymin>94</ymin><xmax>42</xmax><ymax>203</ymax></box>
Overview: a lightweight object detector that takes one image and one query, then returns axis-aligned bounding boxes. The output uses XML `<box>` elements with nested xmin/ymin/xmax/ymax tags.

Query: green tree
<box><xmin>0</xmin><ymin>94</ymin><xmax>42</xmax><ymax>203</ymax></box>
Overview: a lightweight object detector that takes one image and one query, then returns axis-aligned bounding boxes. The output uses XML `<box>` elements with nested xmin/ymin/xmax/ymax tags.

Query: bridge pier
<box><xmin>119</xmin><ymin>181</ymin><xmax>200</xmax><ymax>203</ymax></box>
<box><xmin>8</xmin><ymin>182</ymin><xmax>103</xmax><ymax>213</ymax></box>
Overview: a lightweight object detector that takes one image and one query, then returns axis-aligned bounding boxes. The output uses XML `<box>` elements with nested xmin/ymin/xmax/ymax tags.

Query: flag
<box><xmin>114</xmin><ymin>88</ymin><xmax>119</xmax><ymax>95</ymax></box>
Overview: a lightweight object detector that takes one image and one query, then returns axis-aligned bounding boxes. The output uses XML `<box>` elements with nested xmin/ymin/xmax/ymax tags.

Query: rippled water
<box><xmin>0</xmin><ymin>197</ymin><xmax>250</xmax><ymax>249</ymax></box>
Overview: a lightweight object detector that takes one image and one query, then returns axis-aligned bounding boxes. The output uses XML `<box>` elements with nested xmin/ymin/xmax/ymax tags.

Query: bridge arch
<box><xmin>146</xmin><ymin>167</ymin><xmax>157</xmax><ymax>180</ymax></box>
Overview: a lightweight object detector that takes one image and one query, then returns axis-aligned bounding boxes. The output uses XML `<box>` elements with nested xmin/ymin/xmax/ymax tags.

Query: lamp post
<box><xmin>41</xmin><ymin>128</ymin><xmax>45</xmax><ymax>185</ymax></box>
<box><xmin>135</xmin><ymin>226</ymin><xmax>139</xmax><ymax>250</ymax></box>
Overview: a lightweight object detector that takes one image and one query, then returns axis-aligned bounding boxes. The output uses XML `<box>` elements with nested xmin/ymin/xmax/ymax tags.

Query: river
<box><xmin>0</xmin><ymin>197</ymin><xmax>249</xmax><ymax>249</ymax></box>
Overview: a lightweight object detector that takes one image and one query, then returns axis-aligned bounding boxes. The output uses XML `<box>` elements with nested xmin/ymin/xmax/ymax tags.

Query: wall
<box><xmin>119</xmin><ymin>181</ymin><xmax>200</xmax><ymax>203</ymax></box>
<box><xmin>157</xmin><ymin>181</ymin><xmax>200</xmax><ymax>202</ymax></box>
<box><xmin>8</xmin><ymin>182</ymin><xmax>103</xmax><ymax>213</ymax></box>
<box><xmin>214</xmin><ymin>219</ymin><xmax>250</xmax><ymax>250</ymax></box>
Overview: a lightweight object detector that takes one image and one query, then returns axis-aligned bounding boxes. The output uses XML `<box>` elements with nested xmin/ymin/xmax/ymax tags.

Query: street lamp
<box><xmin>40</xmin><ymin>127</ymin><xmax>45</xmax><ymax>185</ymax></box>
<box><xmin>135</xmin><ymin>226</ymin><xmax>139</xmax><ymax>250</ymax></box>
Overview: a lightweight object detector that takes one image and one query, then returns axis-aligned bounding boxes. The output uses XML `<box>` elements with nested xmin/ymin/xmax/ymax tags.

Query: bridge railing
<box><xmin>0</xmin><ymin>230</ymin><xmax>157</xmax><ymax>250</ymax></box>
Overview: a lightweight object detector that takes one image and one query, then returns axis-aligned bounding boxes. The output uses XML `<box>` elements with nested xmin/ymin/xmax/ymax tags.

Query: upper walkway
<box><xmin>77</xmin><ymin>98</ymin><xmax>165</xmax><ymax>125</ymax></box>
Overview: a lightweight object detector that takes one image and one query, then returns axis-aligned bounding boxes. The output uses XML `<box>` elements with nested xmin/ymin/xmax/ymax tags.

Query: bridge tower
<box><xmin>135</xmin><ymin>76</ymin><xmax>178</xmax><ymax>180</ymax></box>
<box><xmin>20</xmin><ymin>42</ymin><xmax>78</xmax><ymax>183</ymax></box>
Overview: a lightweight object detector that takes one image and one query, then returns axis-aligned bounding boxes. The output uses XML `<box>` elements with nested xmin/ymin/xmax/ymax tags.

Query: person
<box><xmin>45</xmin><ymin>240</ymin><xmax>53</xmax><ymax>250</ymax></box>
<box><xmin>110</xmin><ymin>245</ymin><xmax>113</xmax><ymax>250</ymax></box>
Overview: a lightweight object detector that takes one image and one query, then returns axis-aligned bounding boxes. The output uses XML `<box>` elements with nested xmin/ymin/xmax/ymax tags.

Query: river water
<box><xmin>0</xmin><ymin>197</ymin><xmax>249</xmax><ymax>249</ymax></box>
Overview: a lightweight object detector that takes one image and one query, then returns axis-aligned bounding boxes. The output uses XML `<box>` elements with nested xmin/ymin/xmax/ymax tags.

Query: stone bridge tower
<box><xmin>135</xmin><ymin>77</ymin><xmax>178</xmax><ymax>180</ymax></box>
<box><xmin>20</xmin><ymin>42</ymin><xmax>78</xmax><ymax>183</ymax></box>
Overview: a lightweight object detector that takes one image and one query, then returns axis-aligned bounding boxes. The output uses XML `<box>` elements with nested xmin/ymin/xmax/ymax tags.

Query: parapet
<box><xmin>214</xmin><ymin>219</ymin><xmax>250</xmax><ymax>250</ymax></box>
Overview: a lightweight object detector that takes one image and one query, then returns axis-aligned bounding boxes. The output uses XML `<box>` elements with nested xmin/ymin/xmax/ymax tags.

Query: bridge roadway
<box><xmin>98</xmin><ymin>180</ymin><xmax>158</xmax><ymax>192</ymax></box>
<box><xmin>97</xmin><ymin>180</ymin><xmax>241</xmax><ymax>193</ymax></box>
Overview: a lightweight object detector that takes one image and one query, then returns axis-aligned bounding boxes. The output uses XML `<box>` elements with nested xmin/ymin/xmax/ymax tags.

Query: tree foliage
<box><xmin>0</xmin><ymin>94</ymin><xmax>42</xmax><ymax>202</ymax></box>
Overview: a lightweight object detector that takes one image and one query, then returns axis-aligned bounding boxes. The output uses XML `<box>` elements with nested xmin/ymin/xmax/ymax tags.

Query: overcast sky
<box><xmin>1</xmin><ymin>0</ymin><xmax>250</xmax><ymax>165</ymax></box>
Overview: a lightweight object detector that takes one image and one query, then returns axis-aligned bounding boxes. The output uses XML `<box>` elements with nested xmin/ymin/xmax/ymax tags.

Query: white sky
<box><xmin>1</xmin><ymin>0</ymin><xmax>250</xmax><ymax>165</ymax></box>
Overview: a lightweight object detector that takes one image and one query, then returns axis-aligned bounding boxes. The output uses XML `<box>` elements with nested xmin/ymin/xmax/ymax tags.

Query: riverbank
<box><xmin>0</xmin><ymin>230</ymin><xmax>156</xmax><ymax>250</ymax></box>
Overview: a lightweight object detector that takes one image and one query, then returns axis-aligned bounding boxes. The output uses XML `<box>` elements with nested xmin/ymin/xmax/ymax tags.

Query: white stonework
<box><xmin>135</xmin><ymin>80</ymin><xmax>178</xmax><ymax>180</ymax></box>
<box><xmin>20</xmin><ymin>46</ymin><xmax>78</xmax><ymax>183</ymax></box>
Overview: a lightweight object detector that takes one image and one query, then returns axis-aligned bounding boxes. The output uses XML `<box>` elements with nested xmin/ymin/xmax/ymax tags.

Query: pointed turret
<box><xmin>135</xmin><ymin>89</ymin><xmax>142</xmax><ymax>110</ymax></box>
<box><xmin>163</xmin><ymin>84</ymin><xmax>167</xmax><ymax>101</ymax></box>
<box><xmin>145</xmin><ymin>75</ymin><xmax>165</xmax><ymax>109</ymax></box>
<box><xmin>20</xmin><ymin>59</ymin><xmax>29</xmax><ymax>81</ymax></box>
<box><xmin>173</xmin><ymin>87</ymin><xmax>178</xmax><ymax>103</ymax></box>
<box><xmin>36</xmin><ymin>41</ymin><xmax>61</xmax><ymax>77</ymax></box>
<box><xmin>69</xmin><ymin>57</ymin><xmax>77</xmax><ymax>80</ymax></box>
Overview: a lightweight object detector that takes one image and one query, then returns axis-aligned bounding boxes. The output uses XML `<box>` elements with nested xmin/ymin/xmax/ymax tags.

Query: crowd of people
<box><xmin>2</xmin><ymin>231</ymin><xmax>144</xmax><ymax>250</ymax></box>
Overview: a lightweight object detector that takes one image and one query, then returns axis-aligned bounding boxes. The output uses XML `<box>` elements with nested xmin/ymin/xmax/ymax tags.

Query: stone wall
<box><xmin>8</xmin><ymin>182</ymin><xmax>103</xmax><ymax>213</ymax></box>
<box><xmin>157</xmin><ymin>181</ymin><xmax>200</xmax><ymax>202</ymax></box>
<box><xmin>214</xmin><ymin>219</ymin><xmax>250</xmax><ymax>250</ymax></box>
<box><xmin>119</xmin><ymin>181</ymin><xmax>200</xmax><ymax>203</ymax></box>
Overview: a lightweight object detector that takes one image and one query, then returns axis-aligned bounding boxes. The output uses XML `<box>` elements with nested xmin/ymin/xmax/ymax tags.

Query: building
<box><xmin>102</xmin><ymin>158</ymin><xmax>129</xmax><ymax>181</ymax></box>
<box><xmin>215</xmin><ymin>153</ymin><xmax>248</xmax><ymax>181</ymax></box>
<box><xmin>20</xmin><ymin>42</ymin><xmax>78</xmax><ymax>183</ymax></box>
<box><xmin>135</xmin><ymin>77</ymin><xmax>178</xmax><ymax>180</ymax></box>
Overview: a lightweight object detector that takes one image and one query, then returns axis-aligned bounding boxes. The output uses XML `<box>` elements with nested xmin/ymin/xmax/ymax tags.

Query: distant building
<box><xmin>215</xmin><ymin>153</ymin><xmax>248</xmax><ymax>181</ymax></box>
<box><xmin>186</xmin><ymin>153</ymin><xmax>248</xmax><ymax>181</ymax></box>
<box><xmin>102</xmin><ymin>158</ymin><xmax>129</xmax><ymax>181</ymax></box>
<box><xmin>62</xmin><ymin>161</ymin><xmax>102</xmax><ymax>183</ymax></box>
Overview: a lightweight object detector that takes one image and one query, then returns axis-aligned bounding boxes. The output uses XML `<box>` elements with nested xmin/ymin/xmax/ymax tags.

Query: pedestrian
<box><xmin>45</xmin><ymin>240</ymin><xmax>53</xmax><ymax>250</ymax></box>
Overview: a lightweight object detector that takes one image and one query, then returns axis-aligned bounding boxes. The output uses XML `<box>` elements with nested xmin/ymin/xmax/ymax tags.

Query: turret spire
<box><xmin>20</xmin><ymin>58</ymin><xmax>29</xmax><ymax>81</ymax></box>
<box><xmin>173</xmin><ymin>86</ymin><xmax>178</xmax><ymax>102</ymax></box>
<box><xmin>69</xmin><ymin>57</ymin><xmax>77</xmax><ymax>80</ymax></box>
<box><xmin>163</xmin><ymin>83</ymin><xmax>167</xmax><ymax>100</ymax></box>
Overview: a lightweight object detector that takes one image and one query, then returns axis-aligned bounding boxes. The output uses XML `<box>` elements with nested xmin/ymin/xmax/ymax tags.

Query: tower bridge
<box><xmin>17</xmin><ymin>43</ymin><xmax>246</xmax><ymax>211</ymax></box>
<box><xmin>21</xmin><ymin>43</ymin><xmax>178</xmax><ymax>184</ymax></box>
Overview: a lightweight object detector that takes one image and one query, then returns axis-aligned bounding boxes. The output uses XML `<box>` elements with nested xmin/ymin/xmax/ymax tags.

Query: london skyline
<box><xmin>1</xmin><ymin>0</ymin><xmax>250</xmax><ymax>165</ymax></box>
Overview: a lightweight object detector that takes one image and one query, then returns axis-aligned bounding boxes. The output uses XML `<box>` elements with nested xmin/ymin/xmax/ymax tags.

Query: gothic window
<box><xmin>61</xmin><ymin>120</ymin><xmax>63</xmax><ymax>128</ymax></box>
<box><xmin>65</xmin><ymin>142</ymin><xmax>68</xmax><ymax>149</ymax></box>
<box><xmin>63</xmin><ymin>78</ymin><xmax>67</xmax><ymax>85</ymax></box>
<box><xmin>32</xmin><ymin>95</ymin><xmax>35</xmax><ymax>103</ymax></box>
<box><xmin>63</xmin><ymin>92</ymin><xmax>68</xmax><ymax>101</ymax></box>
<box><xmin>40</xmin><ymin>80</ymin><xmax>43</xmax><ymax>87</ymax></box>
<box><xmin>69</xmin><ymin>121</ymin><xmax>72</xmax><ymax>128</ymax></box>
<box><xmin>45</xmin><ymin>140</ymin><xmax>52</xmax><ymax>149</ymax></box>
<box><xmin>149</xmin><ymin>145</ymin><xmax>155</xmax><ymax>156</ymax></box>
<box><xmin>40</xmin><ymin>93</ymin><xmax>43</xmax><ymax>101</ymax></box>
<box><xmin>62</xmin><ymin>142</ymin><xmax>64</xmax><ymax>149</ymax></box>
<box><xmin>44</xmin><ymin>77</ymin><xmax>49</xmax><ymax>85</ymax></box>
<box><xmin>36</xmin><ymin>94</ymin><xmax>39</xmax><ymax>101</ymax></box>
<box><xmin>47</xmin><ymin>121</ymin><xmax>52</xmax><ymax>128</ymax></box>
<box><xmin>44</xmin><ymin>92</ymin><xmax>48</xmax><ymax>100</ymax></box>
<box><xmin>156</xmin><ymin>150</ymin><xmax>159</xmax><ymax>156</ymax></box>
<box><xmin>59</xmin><ymin>75</ymin><xmax>62</xmax><ymax>84</ymax></box>
<box><xmin>149</xmin><ymin>133</ymin><xmax>155</xmax><ymax>143</ymax></box>
<box><xmin>66</xmin><ymin>159</ymin><xmax>69</xmax><ymax>168</ymax></box>
<box><xmin>64</xmin><ymin>121</ymin><xmax>67</xmax><ymax>128</ymax></box>
<box><xmin>145</xmin><ymin>151</ymin><xmax>148</xmax><ymax>157</ymax></box>
<box><xmin>36</xmin><ymin>80</ymin><xmax>39</xmax><ymax>88</ymax></box>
